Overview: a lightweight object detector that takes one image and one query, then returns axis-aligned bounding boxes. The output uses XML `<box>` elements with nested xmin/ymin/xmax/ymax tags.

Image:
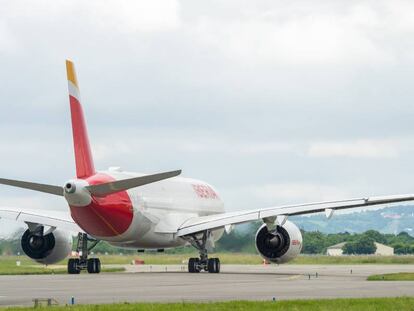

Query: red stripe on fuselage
<box><xmin>69</xmin><ymin>173</ymin><xmax>133</xmax><ymax>237</ymax></box>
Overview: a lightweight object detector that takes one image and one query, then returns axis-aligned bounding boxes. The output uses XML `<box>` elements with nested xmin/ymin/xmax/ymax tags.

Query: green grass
<box><xmin>98</xmin><ymin>253</ymin><xmax>414</xmax><ymax>265</ymax></box>
<box><xmin>98</xmin><ymin>253</ymin><xmax>263</xmax><ymax>265</ymax></box>
<box><xmin>2</xmin><ymin>298</ymin><xmax>414</xmax><ymax>311</ymax></box>
<box><xmin>367</xmin><ymin>273</ymin><xmax>414</xmax><ymax>281</ymax></box>
<box><xmin>1</xmin><ymin>254</ymin><xmax>414</xmax><ymax>275</ymax></box>
<box><xmin>289</xmin><ymin>255</ymin><xmax>414</xmax><ymax>265</ymax></box>
<box><xmin>0</xmin><ymin>257</ymin><xmax>124</xmax><ymax>275</ymax></box>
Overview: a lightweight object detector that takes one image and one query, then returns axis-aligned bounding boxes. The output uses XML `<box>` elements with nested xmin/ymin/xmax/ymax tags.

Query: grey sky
<box><xmin>1</xmin><ymin>0</ymin><xmax>414</xmax><ymax>236</ymax></box>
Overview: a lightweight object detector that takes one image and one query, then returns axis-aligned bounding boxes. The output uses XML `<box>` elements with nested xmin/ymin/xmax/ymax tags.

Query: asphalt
<box><xmin>1</xmin><ymin>264</ymin><xmax>414</xmax><ymax>306</ymax></box>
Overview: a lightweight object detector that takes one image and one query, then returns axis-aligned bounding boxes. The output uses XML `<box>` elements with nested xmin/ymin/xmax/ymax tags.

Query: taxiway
<box><xmin>1</xmin><ymin>264</ymin><xmax>414</xmax><ymax>306</ymax></box>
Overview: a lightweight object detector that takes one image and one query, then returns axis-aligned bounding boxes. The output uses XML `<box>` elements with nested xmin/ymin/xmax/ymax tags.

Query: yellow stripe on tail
<box><xmin>66</xmin><ymin>60</ymin><xmax>79</xmax><ymax>88</ymax></box>
<box><xmin>65</xmin><ymin>59</ymin><xmax>95</xmax><ymax>179</ymax></box>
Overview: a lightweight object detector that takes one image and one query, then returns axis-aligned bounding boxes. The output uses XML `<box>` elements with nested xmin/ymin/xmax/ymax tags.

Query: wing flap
<box><xmin>177</xmin><ymin>212</ymin><xmax>259</xmax><ymax>236</ymax></box>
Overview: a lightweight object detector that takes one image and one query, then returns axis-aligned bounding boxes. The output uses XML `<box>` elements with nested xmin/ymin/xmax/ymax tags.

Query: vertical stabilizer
<box><xmin>66</xmin><ymin>60</ymin><xmax>96</xmax><ymax>178</ymax></box>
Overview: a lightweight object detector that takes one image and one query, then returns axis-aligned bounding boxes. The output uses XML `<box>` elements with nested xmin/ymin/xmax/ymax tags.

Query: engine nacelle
<box><xmin>21</xmin><ymin>229</ymin><xmax>72</xmax><ymax>264</ymax></box>
<box><xmin>255</xmin><ymin>220</ymin><xmax>302</xmax><ymax>264</ymax></box>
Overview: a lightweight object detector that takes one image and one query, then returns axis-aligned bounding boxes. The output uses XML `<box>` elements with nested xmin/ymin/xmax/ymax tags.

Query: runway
<box><xmin>1</xmin><ymin>264</ymin><xmax>414</xmax><ymax>306</ymax></box>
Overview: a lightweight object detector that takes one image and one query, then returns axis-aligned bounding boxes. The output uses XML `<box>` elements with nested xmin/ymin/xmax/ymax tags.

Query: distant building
<box><xmin>326</xmin><ymin>242</ymin><xmax>347</xmax><ymax>256</ymax></box>
<box><xmin>326</xmin><ymin>242</ymin><xmax>394</xmax><ymax>256</ymax></box>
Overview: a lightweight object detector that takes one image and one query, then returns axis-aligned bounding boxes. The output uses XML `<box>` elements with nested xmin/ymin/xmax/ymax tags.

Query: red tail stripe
<box><xmin>69</xmin><ymin>95</ymin><xmax>95</xmax><ymax>178</ymax></box>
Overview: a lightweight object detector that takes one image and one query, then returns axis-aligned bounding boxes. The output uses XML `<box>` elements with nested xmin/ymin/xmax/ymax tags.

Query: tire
<box><xmin>74</xmin><ymin>259</ymin><xmax>81</xmax><ymax>273</ymax></box>
<box><xmin>67</xmin><ymin>258</ymin><xmax>75</xmax><ymax>274</ymax></box>
<box><xmin>87</xmin><ymin>258</ymin><xmax>100</xmax><ymax>274</ymax></box>
<box><xmin>208</xmin><ymin>258</ymin><xmax>221</xmax><ymax>273</ymax></box>
<box><xmin>188</xmin><ymin>258</ymin><xmax>200</xmax><ymax>273</ymax></box>
<box><xmin>68</xmin><ymin>258</ymin><xmax>80</xmax><ymax>274</ymax></box>
<box><xmin>188</xmin><ymin>258</ymin><xmax>195</xmax><ymax>273</ymax></box>
<box><xmin>95</xmin><ymin>258</ymin><xmax>101</xmax><ymax>273</ymax></box>
<box><xmin>87</xmin><ymin>258</ymin><xmax>94</xmax><ymax>273</ymax></box>
<box><xmin>214</xmin><ymin>258</ymin><xmax>220</xmax><ymax>273</ymax></box>
<box><xmin>207</xmin><ymin>258</ymin><xmax>216</xmax><ymax>273</ymax></box>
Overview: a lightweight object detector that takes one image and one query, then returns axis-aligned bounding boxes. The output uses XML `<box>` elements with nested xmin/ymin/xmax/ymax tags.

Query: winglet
<box><xmin>66</xmin><ymin>60</ymin><xmax>96</xmax><ymax>179</ymax></box>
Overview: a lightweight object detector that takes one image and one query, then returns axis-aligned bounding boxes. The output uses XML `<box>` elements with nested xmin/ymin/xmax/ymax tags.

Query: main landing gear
<box><xmin>185</xmin><ymin>230</ymin><xmax>220</xmax><ymax>273</ymax></box>
<box><xmin>68</xmin><ymin>233</ymin><xmax>101</xmax><ymax>274</ymax></box>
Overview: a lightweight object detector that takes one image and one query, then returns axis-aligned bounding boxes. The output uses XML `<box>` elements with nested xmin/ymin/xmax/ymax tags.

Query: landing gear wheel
<box><xmin>184</xmin><ymin>230</ymin><xmax>223</xmax><ymax>274</ymax></box>
<box><xmin>87</xmin><ymin>258</ymin><xmax>101</xmax><ymax>274</ymax></box>
<box><xmin>188</xmin><ymin>258</ymin><xmax>200</xmax><ymax>273</ymax></box>
<box><xmin>68</xmin><ymin>258</ymin><xmax>80</xmax><ymax>274</ymax></box>
<box><xmin>96</xmin><ymin>258</ymin><xmax>101</xmax><ymax>273</ymax></box>
<box><xmin>68</xmin><ymin>233</ymin><xmax>100</xmax><ymax>274</ymax></box>
<box><xmin>214</xmin><ymin>258</ymin><xmax>220</xmax><ymax>273</ymax></box>
<box><xmin>208</xmin><ymin>258</ymin><xmax>220</xmax><ymax>273</ymax></box>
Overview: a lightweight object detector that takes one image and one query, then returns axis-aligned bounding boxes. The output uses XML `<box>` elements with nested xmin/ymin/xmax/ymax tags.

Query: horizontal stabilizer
<box><xmin>86</xmin><ymin>170</ymin><xmax>182</xmax><ymax>197</ymax></box>
<box><xmin>0</xmin><ymin>178</ymin><xmax>64</xmax><ymax>196</ymax></box>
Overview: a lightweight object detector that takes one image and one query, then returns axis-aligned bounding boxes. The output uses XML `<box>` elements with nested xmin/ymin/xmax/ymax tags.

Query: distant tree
<box><xmin>342</xmin><ymin>243</ymin><xmax>354</xmax><ymax>254</ymax></box>
<box><xmin>396</xmin><ymin>232</ymin><xmax>414</xmax><ymax>243</ymax></box>
<box><xmin>343</xmin><ymin>237</ymin><xmax>377</xmax><ymax>255</ymax></box>
<box><xmin>302</xmin><ymin>231</ymin><xmax>326</xmax><ymax>254</ymax></box>
<box><xmin>392</xmin><ymin>243</ymin><xmax>412</xmax><ymax>255</ymax></box>
<box><xmin>216</xmin><ymin>231</ymin><xmax>254</xmax><ymax>253</ymax></box>
<box><xmin>2</xmin><ymin>226</ymin><xmax>412</xmax><ymax>256</ymax></box>
<box><xmin>363</xmin><ymin>230</ymin><xmax>387</xmax><ymax>244</ymax></box>
<box><xmin>71</xmin><ymin>237</ymin><xmax>135</xmax><ymax>255</ymax></box>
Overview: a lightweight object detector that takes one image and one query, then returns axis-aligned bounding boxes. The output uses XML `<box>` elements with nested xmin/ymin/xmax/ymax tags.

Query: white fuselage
<box><xmin>98</xmin><ymin>169</ymin><xmax>225</xmax><ymax>249</ymax></box>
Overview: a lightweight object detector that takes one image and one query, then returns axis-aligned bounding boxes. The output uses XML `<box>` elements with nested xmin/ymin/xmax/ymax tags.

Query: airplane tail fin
<box><xmin>66</xmin><ymin>60</ymin><xmax>96</xmax><ymax>179</ymax></box>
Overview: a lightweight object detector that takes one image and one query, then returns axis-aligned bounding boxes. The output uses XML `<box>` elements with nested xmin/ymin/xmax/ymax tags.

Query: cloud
<box><xmin>2</xmin><ymin>0</ymin><xmax>180</xmax><ymax>33</ymax></box>
<box><xmin>190</xmin><ymin>1</ymin><xmax>406</xmax><ymax>66</ymax></box>
<box><xmin>308</xmin><ymin>139</ymin><xmax>400</xmax><ymax>158</ymax></box>
<box><xmin>179</xmin><ymin>140</ymin><xmax>295</xmax><ymax>155</ymax></box>
<box><xmin>84</xmin><ymin>0</ymin><xmax>181</xmax><ymax>33</ymax></box>
<box><xmin>2</xmin><ymin>0</ymin><xmax>414</xmax><ymax>237</ymax></box>
<box><xmin>249</xmin><ymin>182</ymin><xmax>351</xmax><ymax>205</ymax></box>
<box><xmin>0</xmin><ymin>22</ymin><xmax>16</xmax><ymax>53</ymax></box>
<box><xmin>90</xmin><ymin>129</ymin><xmax>297</xmax><ymax>162</ymax></box>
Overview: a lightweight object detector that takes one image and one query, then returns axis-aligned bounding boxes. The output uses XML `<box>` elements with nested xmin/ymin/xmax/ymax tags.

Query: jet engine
<box><xmin>255</xmin><ymin>220</ymin><xmax>302</xmax><ymax>263</ymax></box>
<box><xmin>21</xmin><ymin>229</ymin><xmax>72</xmax><ymax>264</ymax></box>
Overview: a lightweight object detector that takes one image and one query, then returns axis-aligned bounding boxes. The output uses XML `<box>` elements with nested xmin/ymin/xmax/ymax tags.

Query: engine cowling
<box><xmin>255</xmin><ymin>220</ymin><xmax>302</xmax><ymax>264</ymax></box>
<box><xmin>21</xmin><ymin>229</ymin><xmax>72</xmax><ymax>264</ymax></box>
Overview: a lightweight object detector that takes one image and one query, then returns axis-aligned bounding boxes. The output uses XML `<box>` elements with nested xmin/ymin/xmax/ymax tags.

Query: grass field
<box><xmin>83</xmin><ymin>253</ymin><xmax>414</xmax><ymax>265</ymax></box>
<box><xmin>290</xmin><ymin>255</ymin><xmax>414</xmax><ymax>265</ymax></box>
<box><xmin>0</xmin><ymin>257</ymin><xmax>124</xmax><ymax>275</ymax></box>
<box><xmin>2</xmin><ymin>297</ymin><xmax>414</xmax><ymax>311</ymax></box>
<box><xmin>69</xmin><ymin>253</ymin><xmax>414</xmax><ymax>265</ymax></box>
<box><xmin>97</xmin><ymin>253</ymin><xmax>263</xmax><ymax>265</ymax></box>
<box><xmin>1</xmin><ymin>254</ymin><xmax>414</xmax><ymax>275</ymax></box>
<box><xmin>367</xmin><ymin>273</ymin><xmax>414</xmax><ymax>281</ymax></box>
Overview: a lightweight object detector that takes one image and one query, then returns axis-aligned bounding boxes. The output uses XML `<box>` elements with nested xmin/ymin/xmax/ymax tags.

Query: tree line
<box><xmin>218</xmin><ymin>225</ymin><xmax>414</xmax><ymax>255</ymax></box>
<box><xmin>1</xmin><ymin>225</ymin><xmax>413</xmax><ymax>255</ymax></box>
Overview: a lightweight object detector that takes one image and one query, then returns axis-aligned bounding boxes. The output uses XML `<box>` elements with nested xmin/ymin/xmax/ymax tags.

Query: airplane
<box><xmin>0</xmin><ymin>60</ymin><xmax>413</xmax><ymax>274</ymax></box>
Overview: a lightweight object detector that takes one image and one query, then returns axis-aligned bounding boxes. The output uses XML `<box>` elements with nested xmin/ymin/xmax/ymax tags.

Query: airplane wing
<box><xmin>176</xmin><ymin>193</ymin><xmax>414</xmax><ymax>236</ymax></box>
<box><xmin>0</xmin><ymin>206</ymin><xmax>83</xmax><ymax>233</ymax></box>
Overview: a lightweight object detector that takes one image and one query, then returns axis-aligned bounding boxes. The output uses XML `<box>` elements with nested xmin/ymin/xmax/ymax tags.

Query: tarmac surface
<box><xmin>1</xmin><ymin>264</ymin><xmax>414</xmax><ymax>306</ymax></box>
